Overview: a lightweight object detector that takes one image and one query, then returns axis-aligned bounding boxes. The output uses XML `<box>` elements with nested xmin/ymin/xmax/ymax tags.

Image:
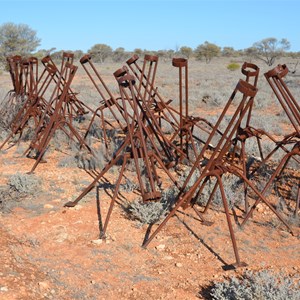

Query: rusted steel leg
<box><xmin>142</xmin><ymin>194</ymin><xmax>185</xmax><ymax>248</ymax></box>
<box><xmin>295</xmin><ymin>180</ymin><xmax>300</xmax><ymax>217</ymax></box>
<box><xmin>192</xmin><ymin>206</ymin><xmax>213</xmax><ymax>226</ymax></box>
<box><xmin>216</xmin><ymin>175</ymin><xmax>247</xmax><ymax>268</ymax></box>
<box><xmin>64</xmin><ymin>138</ymin><xmax>129</xmax><ymax>207</ymax></box>
<box><xmin>0</xmin><ymin>132</ymin><xmax>17</xmax><ymax>151</ymax></box>
<box><xmin>80</xmin><ymin>54</ymin><xmax>125</xmax><ymax>132</ymax></box>
<box><xmin>202</xmin><ymin>180</ymin><xmax>219</xmax><ymax>214</ymax></box>
<box><xmin>238</xmin><ymin>156</ymin><xmax>294</xmax><ymax>234</ymax></box>
<box><xmin>172</xmin><ymin>58</ymin><xmax>189</xmax><ymax>157</ymax></box>
<box><xmin>241</xmin><ymin>140</ymin><xmax>249</xmax><ymax>214</ymax></box>
<box><xmin>265</xmin><ymin>64</ymin><xmax>300</xmax><ymax>135</ymax></box>
<box><xmin>100</xmin><ymin>154</ymin><xmax>128</xmax><ymax>238</ymax></box>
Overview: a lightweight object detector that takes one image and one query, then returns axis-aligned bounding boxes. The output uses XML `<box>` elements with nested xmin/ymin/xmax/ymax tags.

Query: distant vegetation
<box><xmin>0</xmin><ymin>22</ymin><xmax>40</xmax><ymax>66</ymax></box>
<box><xmin>227</xmin><ymin>62</ymin><xmax>240</xmax><ymax>71</ymax></box>
<box><xmin>0</xmin><ymin>22</ymin><xmax>299</xmax><ymax>69</ymax></box>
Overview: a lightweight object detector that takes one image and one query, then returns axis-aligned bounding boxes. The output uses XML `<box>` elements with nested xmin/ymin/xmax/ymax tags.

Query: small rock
<box><xmin>38</xmin><ymin>281</ymin><xmax>50</xmax><ymax>292</ymax></box>
<box><xmin>52</xmin><ymin>199</ymin><xmax>61</xmax><ymax>203</ymax></box>
<box><xmin>0</xmin><ymin>286</ymin><xmax>8</xmax><ymax>292</ymax></box>
<box><xmin>90</xmin><ymin>280</ymin><xmax>96</xmax><ymax>285</ymax></box>
<box><xmin>256</xmin><ymin>203</ymin><xmax>264</xmax><ymax>213</ymax></box>
<box><xmin>53</xmin><ymin>225</ymin><xmax>68</xmax><ymax>243</ymax></box>
<box><xmin>155</xmin><ymin>244</ymin><xmax>165</xmax><ymax>251</ymax></box>
<box><xmin>91</xmin><ymin>239</ymin><xmax>103</xmax><ymax>245</ymax></box>
<box><xmin>175</xmin><ymin>262</ymin><xmax>183</xmax><ymax>268</ymax></box>
<box><xmin>44</xmin><ymin>204</ymin><xmax>54</xmax><ymax>209</ymax></box>
<box><xmin>74</xmin><ymin>205</ymin><xmax>83</xmax><ymax>211</ymax></box>
<box><xmin>109</xmin><ymin>235</ymin><xmax>116</xmax><ymax>242</ymax></box>
<box><xmin>280</xmin><ymin>230</ymin><xmax>290</xmax><ymax>238</ymax></box>
<box><xmin>73</xmin><ymin>220</ymin><xmax>83</xmax><ymax>224</ymax></box>
<box><xmin>163</xmin><ymin>255</ymin><xmax>173</xmax><ymax>260</ymax></box>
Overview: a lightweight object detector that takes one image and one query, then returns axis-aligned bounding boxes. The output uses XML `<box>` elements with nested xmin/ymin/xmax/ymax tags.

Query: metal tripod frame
<box><xmin>25</xmin><ymin>62</ymin><xmax>92</xmax><ymax>173</ymax></box>
<box><xmin>79</xmin><ymin>54</ymin><xmax>128</xmax><ymax>151</ymax></box>
<box><xmin>242</xmin><ymin>64</ymin><xmax>300</xmax><ymax>221</ymax></box>
<box><xmin>142</xmin><ymin>78</ymin><xmax>294</xmax><ymax>268</ymax></box>
<box><xmin>64</xmin><ymin>71</ymin><xmax>182</xmax><ymax>237</ymax></box>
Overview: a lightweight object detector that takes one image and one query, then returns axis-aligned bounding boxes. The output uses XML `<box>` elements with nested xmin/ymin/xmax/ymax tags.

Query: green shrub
<box><xmin>209</xmin><ymin>270</ymin><xmax>300</xmax><ymax>300</ymax></box>
<box><xmin>227</xmin><ymin>63</ymin><xmax>240</xmax><ymax>71</ymax></box>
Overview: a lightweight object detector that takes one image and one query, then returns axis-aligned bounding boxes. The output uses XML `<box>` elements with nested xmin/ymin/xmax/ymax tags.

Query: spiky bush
<box><xmin>209</xmin><ymin>270</ymin><xmax>300</xmax><ymax>300</ymax></box>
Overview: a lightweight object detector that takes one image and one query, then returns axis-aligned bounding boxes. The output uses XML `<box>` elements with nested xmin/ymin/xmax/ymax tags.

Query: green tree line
<box><xmin>0</xmin><ymin>22</ymin><xmax>299</xmax><ymax>69</ymax></box>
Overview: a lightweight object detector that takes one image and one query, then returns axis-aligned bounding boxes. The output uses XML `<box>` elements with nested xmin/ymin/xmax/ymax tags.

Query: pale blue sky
<box><xmin>0</xmin><ymin>0</ymin><xmax>299</xmax><ymax>52</ymax></box>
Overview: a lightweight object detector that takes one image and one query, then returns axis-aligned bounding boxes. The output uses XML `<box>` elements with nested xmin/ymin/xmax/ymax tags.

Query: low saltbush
<box><xmin>209</xmin><ymin>270</ymin><xmax>300</xmax><ymax>300</ymax></box>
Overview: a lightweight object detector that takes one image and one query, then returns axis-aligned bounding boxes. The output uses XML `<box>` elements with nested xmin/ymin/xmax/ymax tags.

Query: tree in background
<box><xmin>46</xmin><ymin>49</ymin><xmax>84</xmax><ymax>62</ymax></box>
<box><xmin>222</xmin><ymin>47</ymin><xmax>238</xmax><ymax>57</ymax></box>
<box><xmin>165</xmin><ymin>49</ymin><xmax>175</xmax><ymax>59</ymax></box>
<box><xmin>179</xmin><ymin>46</ymin><xmax>193</xmax><ymax>59</ymax></box>
<box><xmin>156</xmin><ymin>50</ymin><xmax>168</xmax><ymax>60</ymax></box>
<box><xmin>34</xmin><ymin>47</ymin><xmax>57</xmax><ymax>59</ymax></box>
<box><xmin>250</xmin><ymin>37</ymin><xmax>290</xmax><ymax>66</ymax></box>
<box><xmin>0</xmin><ymin>22</ymin><xmax>41</xmax><ymax>66</ymax></box>
<box><xmin>112</xmin><ymin>47</ymin><xmax>127</xmax><ymax>62</ymax></box>
<box><xmin>88</xmin><ymin>43</ymin><xmax>112</xmax><ymax>63</ymax></box>
<box><xmin>244</xmin><ymin>46</ymin><xmax>256</xmax><ymax>62</ymax></box>
<box><xmin>73</xmin><ymin>49</ymin><xmax>84</xmax><ymax>60</ymax></box>
<box><xmin>194</xmin><ymin>41</ymin><xmax>221</xmax><ymax>63</ymax></box>
<box><xmin>133</xmin><ymin>48</ymin><xmax>143</xmax><ymax>56</ymax></box>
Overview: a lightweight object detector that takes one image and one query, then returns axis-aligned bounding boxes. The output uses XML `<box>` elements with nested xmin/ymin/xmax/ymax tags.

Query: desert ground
<box><xmin>0</xmin><ymin>56</ymin><xmax>299</xmax><ymax>299</ymax></box>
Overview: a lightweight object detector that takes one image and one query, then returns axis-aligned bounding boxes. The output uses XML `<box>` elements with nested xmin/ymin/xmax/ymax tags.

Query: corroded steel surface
<box><xmin>1</xmin><ymin>52</ymin><xmax>298</xmax><ymax>269</ymax></box>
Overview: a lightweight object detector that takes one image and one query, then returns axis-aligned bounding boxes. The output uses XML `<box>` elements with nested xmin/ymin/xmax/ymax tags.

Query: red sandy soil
<box><xmin>0</xmin><ymin>147</ymin><xmax>299</xmax><ymax>300</ymax></box>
